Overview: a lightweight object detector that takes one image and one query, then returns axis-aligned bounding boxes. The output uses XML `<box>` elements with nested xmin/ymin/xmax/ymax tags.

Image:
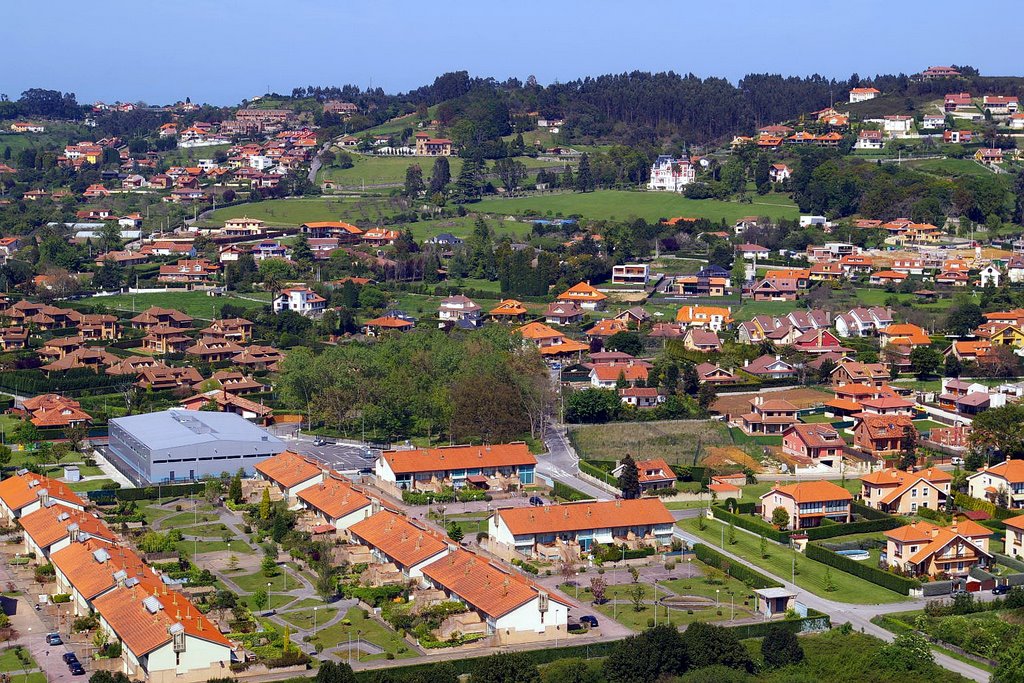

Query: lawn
<box><xmin>320</xmin><ymin>154</ymin><xmax>465</xmax><ymax>188</ymax></box>
<box><xmin>233</xmin><ymin>569</ymin><xmax>302</xmax><ymax>594</ymax></box>
<box><xmin>311</xmin><ymin>606</ymin><xmax>414</xmax><ymax>659</ymax></box>
<box><xmin>68</xmin><ymin>478</ymin><xmax>115</xmax><ymax>492</ymax></box>
<box><xmin>162</xmin><ymin>510</ymin><xmax>221</xmax><ymax>527</ymax></box>
<box><xmin>906</xmin><ymin>157</ymin><xmax>994</xmax><ymax>178</ymax></box>
<box><xmin>279</xmin><ymin>607</ymin><xmax>337</xmax><ymax>630</ymax></box>
<box><xmin>569</xmin><ymin>420</ymin><xmax>732</xmax><ymax>467</ymax></box>
<box><xmin>0</xmin><ymin>647</ymin><xmax>36</xmax><ymax>672</ymax></box>
<box><xmin>679</xmin><ymin>517</ymin><xmax>905</xmax><ymax>604</ymax></box>
<box><xmin>474</xmin><ymin>190</ymin><xmax>799</xmax><ymax>223</ymax></box>
<box><xmin>202</xmin><ymin>197</ymin><xmax>373</xmax><ymax>227</ymax></box>
<box><xmin>740</xmin><ymin>478</ymin><xmax>862</xmax><ymax>502</ymax></box>
<box><xmin>405</xmin><ymin>216</ymin><xmax>533</xmax><ymax>242</ymax></box>
<box><xmin>176</xmin><ymin>540</ymin><xmax>233</xmax><ymax>555</ymax></box>
<box><xmin>88</xmin><ymin>290</ymin><xmax>270</xmax><ymax>320</ymax></box>
<box><xmin>162</xmin><ymin>144</ymin><xmax>231</xmax><ymax>166</ymax></box>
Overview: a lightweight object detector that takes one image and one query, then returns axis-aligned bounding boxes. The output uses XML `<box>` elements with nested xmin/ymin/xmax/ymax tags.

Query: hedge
<box><xmin>805</xmin><ymin>542</ymin><xmax>919</xmax><ymax>595</ymax></box>
<box><xmin>579</xmin><ymin>458</ymin><xmax>617</xmax><ymax>484</ymax></box>
<box><xmin>803</xmin><ymin>517</ymin><xmax>904</xmax><ymax>541</ymax></box>
<box><xmin>851</xmin><ymin>501</ymin><xmax>890</xmax><ymax>520</ymax></box>
<box><xmin>88</xmin><ymin>482</ymin><xmax>205</xmax><ymax>503</ymax></box>
<box><xmin>553</xmin><ymin>480</ymin><xmax>590</xmax><ymax>502</ymax></box>
<box><xmin>711</xmin><ymin>505</ymin><xmax>790</xmax><ymax>543</ymax></box>
<box><xmin>727</xmin><ymin>610</ymin><xmax>831</xmax><ymax>639</ymax></box>
<box><xmin>692</xmin><ymin>543</ymin><xmax>783</xmax><ymax>589</ymax></box>
<box><xmin>955</xmin><ymin>492</ymin><xmax>1016</xmax><ymax>520</ymax></box>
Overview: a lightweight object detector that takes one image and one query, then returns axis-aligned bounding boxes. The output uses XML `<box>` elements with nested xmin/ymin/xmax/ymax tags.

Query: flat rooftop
<box><xmin>110</xmin><ymin>409</ymin><xmax>283</xmax><ymax>449</ymax></box>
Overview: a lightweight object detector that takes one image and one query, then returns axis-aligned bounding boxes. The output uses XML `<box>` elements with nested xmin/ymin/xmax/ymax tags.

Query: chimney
<box><xmin>744</xmin><ymin>359</ymin><xmax>749</xmax><ymax>367</ymax></box>
<box><xmin>931</xmin><ymin>527</ymin><xmax>940</xmax><ymax>538</ymax></box>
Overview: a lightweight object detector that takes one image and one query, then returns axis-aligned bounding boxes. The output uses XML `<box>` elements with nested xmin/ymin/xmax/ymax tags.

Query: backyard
<box><xmin>569</xmin><ymin>420</ymin><xmax>732</xmax><ymax>467</ymax></box>
<box><xmin>680</xmin><ymin>517</ymin><xmax>905</xmax><ymax>604</ymax></box>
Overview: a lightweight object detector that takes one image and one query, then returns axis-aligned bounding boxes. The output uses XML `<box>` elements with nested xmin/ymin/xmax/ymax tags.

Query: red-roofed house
<box><xmin>782</xmin><ymin>424</ymin><xmax>845</xmax><ymax>465</ymax></box>
<box><xmin>375</xmin><ymin>443</ymin><xmax>536</xmax><ymax>494</ymax></box>
<box><xmin>884</xmin><ymin>521</ymin><xmax>992</xmax><ymax>577</ymax></box>
<box><xmin>611</xmin><ymin>458</ymin><xmax>676</xmax><ymax>492</ymax></box>
<box><xmin>760</xmin><ymin>481</ymin><xmax>852</xmax><ymax>530</ymax></box>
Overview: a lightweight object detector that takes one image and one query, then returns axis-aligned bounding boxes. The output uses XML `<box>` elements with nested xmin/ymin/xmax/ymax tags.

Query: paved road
<box><xmin>673</xmin><ymin>522</ymin><xmax>990</xmax><ymax>682</ymax></box>
<box><xmin>280</xmin><ymin>433</ymin><xmax>376</xmax><ymax>472</ymax></box>
<box><xmin>536</xmin><ymin>424</ymin><xmax>612</xmax><ymax>501</ymax></box>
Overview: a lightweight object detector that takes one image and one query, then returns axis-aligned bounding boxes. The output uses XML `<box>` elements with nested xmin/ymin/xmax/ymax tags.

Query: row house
<box><xmin>200</xmin><ymin>318</ymin><xmax>254</xmax><ymax>343</ymax></box>
<box><xmin>830</xmin><ymin>360</ymin><xmax>890</xmax><ymax>387</ymax></box>
<box><xmin>141</xmin><ymin>326</ymin><xmax>192</xmax><ymax>355</ymax></box>
<box><xmin>781</xmin><ymin>424</ymin><xmax>845</xmax><ymax>466</ymax></box>
<box><xmin>374</xmin><ymin>443</ymin><xmax>536</xmax><ymax>495</ymax></box>
<box><xmin>834</xmin><ymin>307</ymin><xmax>894</xmax><ymax>338</ymax></box>
<box><xmin>157</xmin><ymin>259</ymin><xmax>220</xmax><ymax>284</ymax></box>
<box><xmin>738</xmin><ymin>396</ymin><xmax>798</xmax><ymax>435</ymax></box>
<box><xmin>255</xmin><ymin>450</ymin><xmax>326</xmax><ymax>506</ymax></box>
<box><xmin>675</xmin><ymin>305</ymin><xmax>732</xmax><ymax>331</ymax></box>
<box><xmin>130</xmin><ymin>307</ymin><xmax>193</xmax><ymax>333</ymax></box>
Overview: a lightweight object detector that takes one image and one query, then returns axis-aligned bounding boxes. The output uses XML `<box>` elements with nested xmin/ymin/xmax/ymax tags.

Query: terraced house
<box><xmin>374</xmin><ymin>443</ymin><xmax>536</xmax><ymax>495</ymax></box>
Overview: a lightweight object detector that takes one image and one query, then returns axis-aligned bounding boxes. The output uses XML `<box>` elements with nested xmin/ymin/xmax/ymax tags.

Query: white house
<box><xmin>295</xmin><ymin>476</ymin><xmax>374</xmax><ymax>533</ymax></box>
<box><xmin>255</xmin><ymin>450</ymin><xmax>326</xmax><ymax>506</ymax></box>
<box><xmin>272</xmin><ymin>287</ymin><xmax>326</xmax><ymax>317</ymax></box>
<box><xmin>854</xmin><ymin>130</ymin><xmax>884</xmax><ymax>150</ymax></box>
<box><xmin>849</xmin><ymin>87</ymin><xmax>880</xmax><ymax>103</ymax></box>
<box><xmin>20</xmin><ymin>504</ymin><xmax>116</xmax><ymax>560</ymax></box>
<box><xmin>611</xmin><ymin>264</ymin><xmax>650</xmax><ymax>286</ymax></box>
<box><xmin>437</xmin><ymin>295</ymin><xmax>482</xmax><ymax>328</ymax></box>
<box><xmin>0</xmin><ymin>471</ymin><xmax>85</xmax><ymax>523</ymax></box>
<box><xmin>980</xmin><ymin>265</ymin><xmax>1001</xmax><ymax>288</ymax></box>
<box><xmin>800</xmin><ymin>215</ymin><xmax>828</xmax><ymax>228</ymax></box>
<box><xmin>967</xmin><ymin>459</ymin><xmax>1024</xmax><ymax>509</ymax></box>
<box><xmin>348</xmin><ymin>510</ymin><xmax>451</xmax><ymax>579</ymax></box>
<box><xmin>51</xmin><ymin>539</ymin><xmax>157</xmax><ymax>617</ymax></box>
<box><xmin>867</xmin><ymin>116</ymin><xmax>914</xmax><ymax>138</ymax></box>
<box><xmin>647</xmin><ymin>155</ymin><xmax>696</xmax><ymax>192</ymax></box>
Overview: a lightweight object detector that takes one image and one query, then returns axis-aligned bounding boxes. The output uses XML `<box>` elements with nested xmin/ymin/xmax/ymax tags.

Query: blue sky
<box><xmin>6</xmin><ymin>0</ymin><xmax>1020</xmax><ymax>105</ymax></box>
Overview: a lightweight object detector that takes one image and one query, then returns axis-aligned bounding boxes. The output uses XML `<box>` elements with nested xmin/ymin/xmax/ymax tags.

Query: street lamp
<box><xmin>313</xmin><ymin>607</ymin><xmax>318</xmax><ymax>637</ymax></box>
<box><xmin>716</xmin><ymin>589</ymin><xmax>720</xmax><ymax>608</ymax></box>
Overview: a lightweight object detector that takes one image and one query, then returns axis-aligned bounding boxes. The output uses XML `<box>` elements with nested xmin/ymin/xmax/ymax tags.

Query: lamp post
<box><xmin>313</xmin><ymin>606</ymin><xmax>318</xmax><ymax>637</ymax></box>
<box><xmin>716</xmin><ymin>589</ymin><xmax>720</xmax><ymax>608</ymax></box>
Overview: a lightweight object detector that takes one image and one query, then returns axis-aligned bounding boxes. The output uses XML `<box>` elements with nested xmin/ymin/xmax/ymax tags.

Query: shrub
<box><xmin>711</xmin><ymin>506</ymin><xmax>789</xmax><ymax>543</ymax></box>
<box><xmin>692</xmin><ymin>543</ymin><xmax>782</xmax><ymax>589</ymax></box>
<box><xmin>803</xmin><ymin>517</ymin><xmax>903</xmax><ymax>540</ymax></box>
<box><xmin>805</xmin><ymin>543</ymin><xmax>919</xmax><ymax>594</ymax></box>
<box><xmin>51</xmin><ymin>593</ymin><xmax>71</xmax><ymax>604</ymax></box>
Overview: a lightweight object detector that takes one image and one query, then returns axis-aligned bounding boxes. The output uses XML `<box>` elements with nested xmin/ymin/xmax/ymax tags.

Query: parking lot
<box><xmin>285</xmin><ymin>435</ymin><xmax>378</xmax><ymax>472</ymax></box>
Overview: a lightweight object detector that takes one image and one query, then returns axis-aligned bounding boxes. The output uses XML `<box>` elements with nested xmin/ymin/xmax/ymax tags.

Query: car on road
<box><xmin>313</xmin><ymin>438</ymin><xmax>327</xmax><ymax>446</ymax></box>
<box><xmin>46</xmin><ymin>633</ymin><xmax>63</xmax><ymax>645</ymax></box>
<box><xmin>951</xmin><ymin>589</ymin><xmax>968</xmax><ymax>598</ymax></box>
<box><xmin>951</xmin><ymin>456</ymin><xmax>964</xmax><ymax>466</ymax></box>
<box><xmin>993</xmin><ymin>584</ymin><xmax>1011</xmax><ymax>595</ymax></box>
<box><xmin>579</xmin><ymin>615</ymin><xmax>599</xmax><ymax>628</ymax></box>
<box><xmin>70</xmin><ymin>663</ymin><xmax>85</xmax><ymax>676</ymax></box>
<box><xmin>529</xmin><ymin>496</ymin><xmax>544</xmax><ymax>507</ymax></box>
<box><xmin>63</xmin><ymin>653</ymin><xmax>79</xmax><ymax>665</ymax></box>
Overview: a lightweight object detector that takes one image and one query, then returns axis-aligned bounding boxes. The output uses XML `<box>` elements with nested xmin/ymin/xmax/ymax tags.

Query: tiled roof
<box><xmin>862</xmin><ymin>467</ymin><xmax>951</xmax><ymax>486</ymax></box>
<box><xmin>51</xmin><ymin>538</ymin><xmax>153</xmax><ymax>600</ymax></box>
<box><xmin>558</xmin><ymin>281</ymin><xmax>607</xmax><ymax>302</ymax></box>
<box><xmin>591</xmin><ymin>364</ymin><xmax>649</xmax><ymax>382</ymax></box>
<box><xmin>348</xmin><ymin>510</ymin><xmax>449</xmax><ymax>568</ymax></box>
<box><xmin>494</xmin><ymin>498</ymin><xmax>674</xmax><ymax>536</ymax></box>
<box><xmin>786</xmin><ymin>423</ymin><xmax>844</xmax><ymax>448</ymax></box>
<box><xmin>296</xmin><ymin>476</ymin><xmax>371</xmax><ymax>520</ymax></box>
<box><xmin>380</xmin><ymin>443</ymin><xmax>535</xmax><ymax>476</ymax></box>
<box><xmin>255</xmin><ymin>451</ymin><xmax>323</xmax><ymax>488</ymax></box>
<box><xmin>0</xmin><ymin>472</ymin><xmax>83</xmax><ymax>513</ymax></box>
<box><xmin>20</xmin><ymin>504</ymin><xmax>115</xmax><ymax>550</ymax></box>
<box><xmin>973</xmin><ymin>459</ymin><xmax>1024</xmax><ymax>485</ymax></box>
<box><xmin>517</xmin><ymin>322</ymin><xmax>564</xmax><ymax>340</ymax></box>
<box><xmin>763</xmin><ymin>480</ymin><xmax>852</xmax><ymax>504</ymax></box>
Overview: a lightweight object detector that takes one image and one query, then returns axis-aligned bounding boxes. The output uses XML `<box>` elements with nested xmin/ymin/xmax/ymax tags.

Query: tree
<box><xmin>252</xmin><ymin>589</ymin><xmax>268</xmax><ymax>612</ymax></box>
<box><xmin>680</xmin><ymin>622</ymin><xmax>755</xmax><ymax>673</ymax></box>
<box><xmin>617</xmin><ymin>454</ymin><xmax>641</xmax><ymax>499</ymax></box>
<box><xmin>11</xmin><ymin>420</ymin><xmax>39</xmax><ymax>447</ymax></box>
<box><xmin>493</xmin><ymin>158</ymin><xmax>528</xmax><ymax>196</ymax></box>
<box><xmin>697</xmin><ymin>383</ymin><xmax>717</xmax><ymax>413</ymax></box>
<box><xmin>899</xmin><ymin>424</ymin><xmax>918</xmax><ymax>470</ymax></box>
<box><xmin>603</xmin><ymin>625</ymin><xmax>688</xmax><ymax>683</ymax></box>
<box><xmin>909</xmin><ymin>346</ymin><xmax>942</xmax><ymax>379</ymax></box>
<box><xmin>446</xmin><ymin>521</ymin><xmax>464</xmax><ymax>542</ymax></box>
<box><xmin>995</xmin><ymin>639</ymin><xmax>1024</xmax><ymax>683</ymax></box>
<box><xmin>259</xmin><ymin>488</ymin><xmax>272</xmax><ymax>520</ymax></box>
<box><xmin>879</xmin><ymin>632</ymin><xmax>933</xmax><ymax>672</ymax></box>
<box><xmin>946</xmin><ymin>297</ymin><xmax>985</xmax><ymax>336</ymax></box>
<box><xmin>759</xmin><ymin>534</ymin><xmax>769</xmax><ymax>558</ymax></box>
<box><xmin>589</xmin><ymin>576</ymin><xmax>607</xmax><ymax>604</ymax></box>
<box><xmin>971</xmin><ymin>403</ymin><xmax>1024</xmax><ymax>461</ymax></box>
<box><xmin>944</xmin><ymin>353</ymin><xmax>963</xmax><ymax>378</ymax></box>
<box><xmin>63</xmin><ymin>423</ymin><xmax>88</xmax><ymax>452</ymax></box>
<box><xmin>403</xmin><ymin>164</ymin><xmax>425</xmax><ymax>197</ymax></box>
<box><xmin>605</xmin><ymin>331</ymin><xmax>643</xmax><ymax>357</ymax></box>
<box><xmin>471</xmin><ymin>652</ymin><xmax>541</xmax><ymax>683</ymax></box>
<box><xmin>538</xmin><ymin>659</ymin><xmax>595</xmax><ymax>683</ymax></box>
<box><xmin>575</xmin><ymin>154</ymin><xmax>594</xmax><ymax>192</ymax></box>
<box><xmin>229</xmin><ymin>473</ymin><xmax>243</xmax><ymax>504</ymax></box>
<box><xmin>761</xmin><ymin>626</ymin><xmax>805</xmax><ymax>668</ymax></box>
<box><xmin>453</xmin><ymin>158</ymin><xmax>483</xmax><ymax>202</ymax></box>
<box><xmin>315</xmin><ymin>661</ymin><xmax>357</xmax><ymax>683</ymax></box>
<box><xmin>429</xmin><ymin>157</ymin><xmax>451</xmax><ymax>195</ymax></box>
<box><xmin>771</xmin><ymin>506</ymin><xmax>790</xmax><ymax>530</ymax></box>
<box><xmin>628</xmin><ymin>583</ymin><xmax>646</xmax><ymax>611</ymax></box>
<box><xmin>823</xmin><ymin>566</ymin><xmax>837</xmax><ymax>591</ymax></box>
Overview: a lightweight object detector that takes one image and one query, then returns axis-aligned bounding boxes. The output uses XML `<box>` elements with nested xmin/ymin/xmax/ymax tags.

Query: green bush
<box><xmin>692</xmin><ymin>543</ymin><xmax>783</xmax><ymax>589</ymax></box>
<box><xmin>711</xmin><ymin>506</ymin><xmax>790</xmax><ymax>543</ymax></box>
<box><xmin>850</xmin><ymin>501</ymin><xmax>890</xmax><ymax>520</ymax></box>
<box><xmin>805</xmin><ymin>543</ymin><xmax>919</xmax><ymax>595</ymax></box>
<box><xmin>51</xmin><ymin>593</ymin><xmax>71</xmax><ymax>604</ymax></box>
<box><xmin>955</xmin><ymin>492</ymin><xmax>1015</xmax><ymax>520</ymax></box>
<box><xmin>553</xmin><ymin>480</ymin><xmax>589</xmax><ymax>502</ymax></box>
<box><xmin>803</xmin><ymin>517</ymin><xmax>903</xmax><ymax>540</ymax></box>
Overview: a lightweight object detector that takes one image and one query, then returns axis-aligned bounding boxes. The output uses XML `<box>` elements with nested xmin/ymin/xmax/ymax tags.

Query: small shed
<box><xmin>63</xmin><ymin>465</ymin><xmax>81</xmax><ymax>482</ymax></box>
<box><xmin>754</xmin><ymin>587</ymin><xmax>797</xmax><ymax>618</ymax></box>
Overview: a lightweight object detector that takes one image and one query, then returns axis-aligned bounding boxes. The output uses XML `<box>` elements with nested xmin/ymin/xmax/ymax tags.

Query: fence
<box><xmin>805</xmin><ymin>543</ymin><xmax>919</xmax><ymax>595</ymax></box>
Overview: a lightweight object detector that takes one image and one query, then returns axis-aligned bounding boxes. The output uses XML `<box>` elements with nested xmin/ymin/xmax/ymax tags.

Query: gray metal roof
<box><xmin>110</xmin><ymin>410</ymin><xmax>283</xmax><ymax>450</ymax></box>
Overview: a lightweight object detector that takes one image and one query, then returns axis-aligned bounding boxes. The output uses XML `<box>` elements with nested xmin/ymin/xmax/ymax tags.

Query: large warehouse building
<box><xmin>108</xmin><ymin>410</ymin><xmax>286</xmax><ymax>483</ymax></box>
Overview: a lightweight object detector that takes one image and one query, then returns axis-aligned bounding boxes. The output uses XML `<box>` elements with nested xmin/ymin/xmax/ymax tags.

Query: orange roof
<box><xmin>1004</xmin><ymin>515</ymin><xmax>1024</xmax><ymax>531</ymax></box>
<box><xmin>558</xmin><ymin>281</ymin><xmax>607</xmax><ymax>302</ymax></box>
<box><xmin>634</xmin><ymin>458</ymin><xmax>676</xmax><ymax>484</ymax></box>
<box><xmin>872</xmin><ymin>270</ymin><xmax>908</xmax><ymax>280</ymax></box>
<box><xmin>255</xmin><ymin>451</ymin><xmax>323</xmax><ymax>488</ymax></box>
<box><xmin>885</xmin><ymin>521</ymin><xmax>993</xmax><ymax>565</ymax></box>
<box><xmin>539</xmin><ymin>340</ymin><xmax>589</xmax><ymax>355</ymax></box>
<box><xmin>51</xmin><ymin>539</ymin><xmax>154</xmax><ymax>601</ymax></box>
<box><xmin>762</xmin><ymin>480</ymin><xmax>852</xmax><ymax>504</ymax></box>
<box><xmin>591</xmin><ymin>364</ymin><xmax>648</xmax><ymax>383</ymax></box>
<box><xmin>676</xmin><ymin>306</ymin><xmax>732</xmax><ymax>324</ymax></box>
<box><xmin>348</xmin><ymin>510</ymin><xmax>449</xmax><ymax>568</ymax></box>
<box><xmin>422</xmin><ymin>549</ymin><xmax>569</xmax><ymax>619</ymax></box>
<box><xmin>517</xmin><ymin>322</ymin><xmax>564</xmax><ymax>341</ymax></box>
<box><xmin>585</xmin><ymin>318</ymin><xmax>629</xmax><ymax>337</ymax></box>
<box><xmin>880</xmin><ymin>324</ymin><xmax>930</xmax><ymax>345</ymax></box>
<box><xmin>766</xmin><ymin>269</ymin><xmax>809</xmax><ymax>279</ymax></box>
<box><xmin>494</xmin><ymin>498</ymin><xmax>673</xmax><ymax>536</ymax></box>
<box><xmin>302</xmin><ymin>221</ymin><xmax>363</xmax><ymax>234</ymax></box>
<box><xmin>490</xmin><ymin>299</ymin><xmax>528</xmax><ymax>316</ymax></box>
<box><xmin>861</xmin><ymin>467</ymin><xmax>951</xmax><ymax>486</ymax></box>
<box><xmin>380</xmin><ymin>443</ymin><xmax>535</xmax><ymax>476</ymax></box>
<box><xmin>364</xmin><ymin>316</ymin><xmax>414</xmax><ymax>329</ymax></box>
<box><xmin>20</xmin><ymin>504</ymin><xmax>115</xmax><ymax>550</ymax></box>
<box><xmin>0</xmin><ymin>472</ymin><xmax>83</xmax><ymax>513</ymax></box>
<box><xmin>975</xmin><ymin>459</ymin><xmax>1024</xmax><ymax>485</ymax></box>
<box><xmin>91</xmin><ymin>580</ymin><xmax>231</xmax><ymax>657</ymax></box>
<box><xmin>296</xmin><ymin>476</ymin><xmax>371</xmax><ymax>520</ymax></box>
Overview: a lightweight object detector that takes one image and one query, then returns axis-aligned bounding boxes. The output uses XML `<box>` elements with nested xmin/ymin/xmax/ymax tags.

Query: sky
<box><xmin>6</xmin><ymin>0</ymin><xmax>1022</xmax><ymax>106</ymax></box>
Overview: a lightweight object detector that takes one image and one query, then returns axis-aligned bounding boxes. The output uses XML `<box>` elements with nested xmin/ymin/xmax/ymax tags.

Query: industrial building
<box><xmin>107</xmin><ymin>410</ymin><xmax>285</xmax><ymax>483</ymax></box>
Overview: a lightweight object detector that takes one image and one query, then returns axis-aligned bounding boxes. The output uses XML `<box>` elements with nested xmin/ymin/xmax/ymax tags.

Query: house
<box><xmin>792</xmin><ymin>328</ymin><xmax>848</xmax><ymax>355</ymax></box>
<box><xmin>835</xmin><ymin>307</ymin><xmax>893</xmax><ymax>338</ymax></box>
<box><xmin>854</xmin><ymin>130</ymin><xmax>884</xmax><ymax>150</ymax></box>
<box><xmin>739</xmin><ymin>396</ymin><xmax>798</xmax><ymax>435</ymax></box>
<box><xmin>20</xmin><ymin>503</ymin><xmax>116</xmax><ymax>560</ymax></box>
<box><xmin>967</xmin><ymin>459</ymin><xmax>1024</xmax><ymax>508</ymax></box>
<box><xmin>488</xmin><ymin>299</ymin><xmax>528</xmax><ymax>322</ymax></box>
<box><xmin>976</xmin><ymin>148</ymin><xmax>1004</xmax><ymax>165</ymax></box>
<box><xmin>615</xmin><ymin>306</ymin><xmax>651</xmax><ymax>325</ymax></box>
<box><xmin>879</xmin><ymin>323</ymin><xmax>931</xmax><ymax>348</ymax></box>
<box><xmin>735</xmin><ymin>243</ymin><xmax>770</xmax><ymax>260</ymax></box>
<box><xmin>695</xmin><ymin>362</ymin><xmax>740</xmax><ymax>385</ymax></box>
<box><xmin>675</xmin><ymin>265</ymin><xmax>731</xmax><ymax>297</ymax></box>
<box><xmin>301</xmin><ymin>221</ymin><xmax>364</xmax><ymax>241</ymax></box>
<box><xmin>420</xmin><ymin>549</ymin><xmax>571</xmax><ymax>644</ymax></box>
<box><xmin>255</xmin><ymin>450</ymin><xmax>325</xmax><ymax>506</ymax></box>
<box><xmin>10</xmin><ymin>122</ymin><xmax>45</xmax><ymax>133</ymax></box>
<box><xmin>375</xmin><ymin>443</ymin><xmax>536</xmax><ymax>494</ymax></box>
<box><xmin>488</xmin><ymin>498</ymin><xmax>674</xmax><ymax>559</ymax></box>
<box><xmin>90</xmin><ymin>580</ymin><xmax>233</xmax><ymax>681</ymax></box>
<box><xmin>516</xmin><ymin>322</ymin><xmax>588</xmax><ymax>359</ymax></box>
<box><xmin>869</xmin><ymin>270</ymin><xmax>907</xmax><ymax>286</ymax></box>
<box><xmin>20</xmin><ymin>394</ymin><xmax>92</xmax><ymax>429</ymax></box>
<box><xmin>414</xmin><ymin>133</ymin><xmax>452</xmax><ymax>156</ymax></box>
<box><xmin>1002</xmin><ymin>516</ymin><xmax>1024</xmax><ymax>559</ymax></box>
<box><xmin>849</xmin><ymin>87</ymin><xmax>881</xmax><ymax>103</ymax></box>
<box><xmin>767</xmin><ymin>163</ymin><xmax>791</xmax><ymax>183</ymax></box>
<box><xmin>980</xmin><ymin>263</ymin><xmax>1001</xmax><ymax>287</ymax></box>
<box><xmin>675</xmin><ymin>305</ymin><xmax>732</xmax><ymax>331</ymax></box>
<box><xmin>296</xmin><ymin>475</ymin><xmax>374</xmax><ymax>533</ymax></box>
<box><xmin>437</xmin><ymin>295</ymin><xmax>482</xmax><ymax>328</ymax></box>
<box><xmin>830</xmin><ymin>361</ymin><xmax>890</xmax><ymax>387</ymax></box>
<box><xmin>943</xmin><ymin>130</ymin><xmax>973</xmax><ymax>143</ymax></box>
<box><xmin>752</xmin><ymin>277</ymin><xmax>798</xmax><ymax>301</ymax></box>
<box><xmin>682</xmin><ymin>328</ymin><xmax>722</xmax><ymax>353</ymax></box>
<box><xmin>222</xmin><ymin>217</ymin><xmax>266</xmax><ymax>236</ymax></box>
<box><xmin>853</xmin><ymin>415</ymin><xmax>916</xmax><ymax>457</ymax></box>
<box><xmin>362</xmin><ymin>315</ymin><xmax>415</xmax><ymax>336</ymax></box>
<box><xmin>0</xmin><ymin>326</ymin><xmax>28</xmax><ymax>351</ymax></box>
<box><xmin>140</xmin><ymin>326</ymin><xmax>192</xmax><ymax>355</ymax></box>
<box><xmin>557</xmin><ymin>281</ymin><xmax>607</xmax><ymax>311</ymax></box>
<box><xmin>611</xmin><ymin>264</ymin><xmax>650</xmax><ymax>286</ymax></box>
<box><xmin>544</xmin><ymin>302</ymin><xmax>583</xmax><ymax>326</ymax></box>
<box><xmin>922</xmin><ymin>66</ymin><xmax>962</xmax><ymax>79</ymax></box>
<box><xmin>200</xmin><ymin>318</ymin><xmax>254</xmax><ymax>343</ymax></box>
<box><xmin>157</xmin><ymin>259</ymin><xmax>220</xmax><ymax>284</ymax></box>
<box><xmin>50</xmin><ymin>538</ymin><xmax>156</xmax><ymax>618</ymax></box>
<box><xmin>983</xmin><ymin>95</ymin><xmax>1019</xmax><ymax>115</ymax></box>
<box><xmin>610</xmin><ymin>458</ymin><xmax>675</xmax><ymax>491</ymax></box>
<box><xmin>646</xmin><ymin>155</ymin><xmax>696</xmax><ymax>191</ymax></box>
<box><xmin>742</xmin><ymin>354</ymin><xmax>797</xmax><ymax>380</ymax></box>
<box><xmin>861</xmin><ymin>467</ymin><xmax>952</xmax><ymax>514</ymax></box>
<box><xmin>884</xmin><ymin>521</ymin><xmax>993</xmax><ymax>578</ymax></box>
<box><xmin>130</xmin><ymin>307</ymin><xmax>193</xmax><ymax>331</ymax></box>
<box><xmin>273</xmin><ymin>287</ymin><xmax>326</xmax><ymax>317</ymax></box>
<box><xmin>618</xmin><ymin>387</ymin><xmax>663</xmax><ymax>408</ymax></box>
<box><xmin>945</xmin><ymin>340</ymin><xmax>994</xmax><ymax>363</ymax></box>
<box><xmin>760</xmin><ymin>481</ymin><xmax>852</xmax><ymax>530</ymax></box>
<box><xmin>1011</xmin><ymin>114</ymin><xmax>1024</xmax><ymax>130</ymax></box>
<box><xmin>0</xmin><ymin>472</ymin><xmax>84</xmax><ymax>523</ymax></box>
<box><xmin>585</xmin><ymin>318</ymin><xmax>629</xmax><ymax>340</ymax></box>
<box><xmin>348</xmin><ymin>510</ymin><xmax>450</xmax><ymax>579</ymax></box>
<box><xmin>589</xmin><ymin>363</ymin><xmax>648</xmax><ymax>388</ymax></box>
<box><xmin>782</xmin><ymin>424</ymin><xmax>845</xmax><ymax>465</ymax></box>
<box><xmin>945</xmin><ymin>92</ymin><xmax>973</xmax><ymax>111</ymax></box>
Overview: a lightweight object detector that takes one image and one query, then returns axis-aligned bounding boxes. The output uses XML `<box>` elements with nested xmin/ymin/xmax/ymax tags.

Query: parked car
<box><xmin>529</xmin><ymin>496</ymin><xmax>544</xmax><ymax>507</ymax></box>
<box><xmin>993</xmin><ymin>584</ymin><xmax>1011</xmax><ymax>595</ymax></box>
<box><xmin>62</xmin><ymin>653</ymin><xmax>79</xmax><ymax>665</ymax></box>
<box><xmin>579</xmin><ymin>615</ymin><xmax>600</xmax><ymax>627</ymax></box>
<box><xmin>951</xmin><ymin>589</ymin><xmax>968</xmax><ymax>598</ymax></box>
<box><xmin>951</xmin><ymin>456</ymin><xmax>965</xmax><ymax>467</ymax></box>
<box><xmin>70</xmin><ymin>663</ymin><xmax>85</xmax><ymax>676</ymax></box>
<box><xmin>313</xmin><ymin>438</ymin><xmax>326</xmax><ymax>446</ymax></box>
<box><xmin>45</xmin><ymin>633</ymin><xmax>62</xmax><ymax>646</ymax></box>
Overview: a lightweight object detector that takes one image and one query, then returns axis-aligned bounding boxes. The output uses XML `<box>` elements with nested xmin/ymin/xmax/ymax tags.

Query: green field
<box><xmin>680</xmin><ymin>517</ymin><xmax>905</xmax><ymax>604</ymax></box>
<box><xmin>203</xmin><ymin>198</ymin><xmax>377</xmax><ymax>227</ymax></box>
<box><xmin>474</xmin><ymin>190</ymin><xmax>800</xmax><ymax>223</ymax></box>
<box><xmin>321</xmin><ymin>154</ymin><xmax>465</xmax><ymax>187</ymax></box>
<box><xmin>569</xmin><ymin>420</ymin><xmax>732</xmax><ymax>466</ymax></box>
<box><xmin>905</xmin><ymin>157</ymin><xmax>994</xmax><ymax>178</ymax></box>
<box><xmin>162</xmin><ymin>144</ymin><xmax>232</xmax><ymax>166</ymax></box>
<box><xmin>88</xmin><ymin>290</ymin><xmax>270</xmax><ymax>319</ymax></box>
<box><xmin>401</xmin><ymin>216</ymin><xmax>533</xmax><ymax>242</ymax></box>
<box><xmin>311</xmin><ymin>606</ymin><xmax>414</xmax><ymax>659</ymax></box>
